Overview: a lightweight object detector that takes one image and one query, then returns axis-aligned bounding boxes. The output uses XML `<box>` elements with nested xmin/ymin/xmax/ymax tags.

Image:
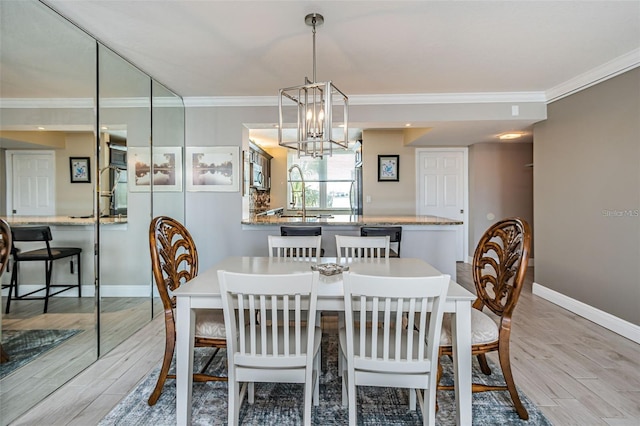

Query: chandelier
<box><xmin>278</xmin><ymin>13</ymin><xmax>349</xmax><ymax>158</ymax></box>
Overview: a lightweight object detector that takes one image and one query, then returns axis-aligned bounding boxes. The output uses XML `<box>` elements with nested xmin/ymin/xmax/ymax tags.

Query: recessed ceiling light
<box><xmin>405</xmin><ymin>123</ymin><xmax>412</xmax><ymax>127</ymax></box>
<box><xmin>101</xmin><ymin>126</ymin><xmax>108</xmax><ymax>130</ymax></box>
<box><xmin>37</xmin><ymin>126</ymin><xmax>45</xmax><ymax>130</ymax></box>
<box><xmin>499</xmin><ymin>132</ymin><xmax>523</xmax><ymax>140</ymax></box>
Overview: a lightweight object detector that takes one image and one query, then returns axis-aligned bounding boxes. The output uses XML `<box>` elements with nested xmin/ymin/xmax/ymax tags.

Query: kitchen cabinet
<box><xmin>249</xmin><ymin>141</ymin><xmax>272</xmax><ymax>190</ymax></box>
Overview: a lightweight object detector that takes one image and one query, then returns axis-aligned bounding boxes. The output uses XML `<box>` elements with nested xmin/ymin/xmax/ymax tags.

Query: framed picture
<box><xmin>70</xmin><ymin>157</ymin><xmax>91</xmax><ymax>183</ymax></box>
<box><xmin>378</xmin><ymin>155</ymin><xmax>399</xmax><ymax>182</ymax></box>
<box><xmin>186</xmin><ymin>146</ymin><xmax>240</xmax><ymax>192</ymax></box>
<box><xmin>127</xmin><ymin>147</ymin><xmax>183</xmax><ymax>192</ymax></box>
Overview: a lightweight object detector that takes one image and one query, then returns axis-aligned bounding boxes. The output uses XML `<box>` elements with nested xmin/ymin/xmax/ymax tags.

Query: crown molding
<box><xmin>0</xmin><ymin>97</ymin><xmax>155</xmax><ymax>109</ymax></box>
<box><xmin>184</xmin><ymin>96</ymin><xmax>275</xmax><ymax>107</ymax></box>
<box><xmin>0</xmin><ymin>97</ymin><xmax>94</xmax><ymax>109</ymax></box>
<box><xmin>4</xmin><ymin>51</ymin><xmax>637</xmax><ymax>109</ymax></box>
<box><xmin>349</xmin><ymin>92</ymin><xmax>546</xmax><ymax>105</ymax></box>
<box><xmin>183</xmin><ymin>92</ymin><xmax>547</xmax><ymax>108</ymax></box>
<box><xmin>546</xmin><ymin>48</ymin><xmax>640</xmax><ymax>103</ymax></box>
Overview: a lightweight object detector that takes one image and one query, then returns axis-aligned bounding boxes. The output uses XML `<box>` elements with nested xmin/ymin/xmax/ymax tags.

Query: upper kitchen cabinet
<box><xmin>250</xmin><ymin>141</ymin><xmax>272</xmax><ymax>191</ymax></box>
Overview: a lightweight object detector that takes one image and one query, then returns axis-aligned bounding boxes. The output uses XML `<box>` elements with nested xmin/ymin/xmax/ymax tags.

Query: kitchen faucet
<box><xmin>288</xmin><ymin>164</ymin><xmax>306</xmax><ymax>218</ymax></box>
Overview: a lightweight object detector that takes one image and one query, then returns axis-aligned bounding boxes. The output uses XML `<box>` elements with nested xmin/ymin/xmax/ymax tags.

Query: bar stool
<box><xmin>5</xmin><ymin>226</ymin><xmax>82</xmax><ymax>314</ymax></box>
<box><xmin>280</xmin><ymin>226</ymin><xmax>325</xmax><ymax>257</ymax></box>
<box><xmin>360</xmin><ymin>226</ymin><xmax>402</xmax><ymax>257</ymax></box>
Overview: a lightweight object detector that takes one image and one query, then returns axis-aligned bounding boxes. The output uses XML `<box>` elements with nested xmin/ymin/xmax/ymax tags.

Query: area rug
<box><xmin>100</xmin><ymin>333</ymin><xmax>551</xmax><ymax>425</ymax></box>
<box><xmin>0</xmin><ymin>329</ymin><xmax>82</xmax><ymax>379</ymax></box>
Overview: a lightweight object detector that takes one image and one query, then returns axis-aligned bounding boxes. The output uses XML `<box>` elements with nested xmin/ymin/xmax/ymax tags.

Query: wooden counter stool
<box><xmin>4</xmin><ymin>226</ymin><xmax>82</xmax><ymax>314</ymax></box>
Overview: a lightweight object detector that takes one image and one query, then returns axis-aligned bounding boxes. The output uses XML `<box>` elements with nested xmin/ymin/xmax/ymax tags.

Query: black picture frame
<box><xmin>377</xmin><ymin>155</ymin><xmax>399</xmax><ymax>182</ymax></box>
<box><xmin>70</xmin><ymin>157</ymin><xmax>91</xmax><ymax>183</ymax></box>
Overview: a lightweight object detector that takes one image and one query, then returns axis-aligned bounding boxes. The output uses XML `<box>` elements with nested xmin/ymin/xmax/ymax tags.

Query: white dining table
<box><xmin>173</xmin><ymin>256</ymin><xmax>476</xmax><ymax>425</ymax></box>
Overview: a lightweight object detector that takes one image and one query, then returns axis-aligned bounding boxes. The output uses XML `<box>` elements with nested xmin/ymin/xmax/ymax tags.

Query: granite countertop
<box><xmin>1</xmin><ymin>215</ymin><xmax>128</xmax><ymax>226</ymax></box>
<box><xmin>242</xmin><ymin>214</ymin><xmax>462</xmax><ymax>226</ymax></box>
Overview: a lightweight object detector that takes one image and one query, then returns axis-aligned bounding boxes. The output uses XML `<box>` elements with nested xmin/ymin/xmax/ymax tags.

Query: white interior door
<box><xmin>416</xmin><ymin>148</ymin><xmax>468</xmax><ymax>261</ymax></box>
<box><xmin>7</xmin><ymin>150</ymin><xmax>55</xmax><ymax>216</ymax></box>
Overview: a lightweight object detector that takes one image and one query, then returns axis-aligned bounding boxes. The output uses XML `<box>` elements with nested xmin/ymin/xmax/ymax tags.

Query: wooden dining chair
<box><xmin>218</xmin><ymin>269</ymin><xmax>321</xmax><ymax>426</ymax></box>
<box><xmin>268</xmin><ymin>235</ymin><xmax>322</xmax><ymax>262</ymax></box>
<box><xmin>335</xmin><ymin>235</ymin><xmax>390</xmax><ymax>263</ymax></box>
<box><xmin>339</xmin><ymin>271</ymin><xmax>450</xmax><ymax>426</ymax></box>
<box><xmin>0</xmin><ymin>219</ymin><xmax>11</xmax><ymax>363</ymax></box>
<box><xmin>438</xmin><ymin>217</ymin><xmax>531</xmax><ymax>420</ymax></box>
<box><xmin>147</xmin><ymin>216</ymin><xmax>227</xmax><ymax>406</ymax></box>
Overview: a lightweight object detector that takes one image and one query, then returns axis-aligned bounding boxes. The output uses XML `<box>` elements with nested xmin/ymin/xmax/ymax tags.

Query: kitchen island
<box><xmin>0</xmin><ymin>215</ymin><xmax>128</xmax><ymax>296</ymax></box>
<box><xmin>1</xmin><ymin>215</ymin><xmax>127</xmax><ymax>226</ymax></box>
<box><xmin>242</xmin><ymin>214</ymin><xmax>463</xmax><ymax>279</ymax></box>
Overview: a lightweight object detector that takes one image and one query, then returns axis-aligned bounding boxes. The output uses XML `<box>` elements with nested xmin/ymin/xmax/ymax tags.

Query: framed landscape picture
<box><xmin>127</xmin><ymin>147</ymin><xmax>182</xmax><ymax>192</ymax></box>
<box><xmin>70</xmin><ymin>157</ymin><xmax>91</xmax><ymax>183</ymax></box>
<box><xmin>378</xmin><ymin>154</ymin><xmax>399</xmax><ymax>182</ymax></box>
<box><xmin>186</xmin><ymin>146</ymin><xmax>240</xmax><ymax>192</ymax></box>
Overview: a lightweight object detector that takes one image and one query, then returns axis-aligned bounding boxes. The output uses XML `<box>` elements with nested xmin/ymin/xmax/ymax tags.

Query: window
<box><xmin>287</xmin><ymin>150</ymin><xmax>356</xmax><ymax>212</ymax></box>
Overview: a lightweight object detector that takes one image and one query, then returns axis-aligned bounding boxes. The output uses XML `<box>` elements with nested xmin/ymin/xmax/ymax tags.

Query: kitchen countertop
<box><xmin>1</xmin><ymin>215</ymin><xmax>128</xmax><ymax>226</ymax></box>
<box><xmin>242</xmin><ymin>214</ymin><xmax>462</xmax><ymax>226</ymax></box>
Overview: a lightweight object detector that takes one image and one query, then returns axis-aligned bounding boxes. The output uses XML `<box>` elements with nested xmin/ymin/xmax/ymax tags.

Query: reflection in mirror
<box><xmin>0</xmin><ymin>1</ymin><xmax>97</xmax><ymax>424</ymax></box>
<box><xmin>151</xmin><ymin>81</ymin><xmax>186</xmax><ymax>317</ymax></box>
<box><xmin>98</xmin><ymin>44</ymin><xmax>152</xmax><ymax>356</ymax></box>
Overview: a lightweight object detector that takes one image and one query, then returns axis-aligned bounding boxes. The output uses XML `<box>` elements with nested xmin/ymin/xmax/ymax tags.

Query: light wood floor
<box><xmin>1</xmin><ymin>297</ymin><xmax>161</xmax><ymax>426</ymax></box>
<box><xmin>8</xmin><ymin>264</ymin><xmax>640</xmax><ymax>425</ymax></box>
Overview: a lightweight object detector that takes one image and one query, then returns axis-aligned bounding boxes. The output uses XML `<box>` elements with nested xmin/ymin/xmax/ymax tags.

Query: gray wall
<box><xmin>185</xmin><ymin>105</ymin><xmax>274</xmax><ymax>270</ymax></box>
<box><xmin>185</xmin><ymin>101</ymin><xmax>545</xmax><ymax>271</ymax></box>
<box><xmin>468</xmin><ymin>142</ymin><xmax>534</xmax><ymax>258</ymax></box>
<box><xmin>533</xmin><ymin>68</ymin><xmax>640</xmax><ymax>325</ymax></box>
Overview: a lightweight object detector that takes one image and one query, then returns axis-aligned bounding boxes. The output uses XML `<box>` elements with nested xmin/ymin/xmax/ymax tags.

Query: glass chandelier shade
<box><xmin>278</xmin><ymin>13</ymin><xmax>349</xmax><ymax>158</ymax></box>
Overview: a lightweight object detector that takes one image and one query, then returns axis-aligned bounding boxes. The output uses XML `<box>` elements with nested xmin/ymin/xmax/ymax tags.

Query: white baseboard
<box><xmin>1</xmin><ymin>285</ymin><xmax>156</xmax><ymax>298</ymax></box>
<box><xmin>532</xmin><ymin>282</ymin><xmax>640</xmax><ymax>344</ymax></box>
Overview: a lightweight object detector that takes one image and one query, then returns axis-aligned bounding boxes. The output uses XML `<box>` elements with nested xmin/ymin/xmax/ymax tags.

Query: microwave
<box><xmin>251</xmin><ymin>163</ymin><xmax>263</xmax><ymax>188</ymax></box>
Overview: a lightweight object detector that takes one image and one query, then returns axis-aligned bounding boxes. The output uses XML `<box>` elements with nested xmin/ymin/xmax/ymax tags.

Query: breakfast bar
<box><xmin>242</xmin><ymin>214</ymin><xmax>463</xmax><ymax>280</ymax></box>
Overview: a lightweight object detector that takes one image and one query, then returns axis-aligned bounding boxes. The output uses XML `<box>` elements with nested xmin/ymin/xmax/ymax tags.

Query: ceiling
<box><xmin>13</xmin><ymin>1</ymin><xmax>640</xmax><ymax>146</ymax></box>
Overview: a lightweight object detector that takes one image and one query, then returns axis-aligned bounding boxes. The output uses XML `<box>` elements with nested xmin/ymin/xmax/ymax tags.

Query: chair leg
<box><xmin>347</xmin><ymin>368</ymin><xmax>357</xmax><ymax>426</ymax></box>
<box><xmin>76</xmin><ymin>253</ymin><xmax>82</xmax><ymax>297</ymax></box>
<box><xmin>313</xmin><ymin>347</ymin><xmax>320</xmax><ymax>405</ymax></box>
<box><xmin>43</xmin><ymin>260</ymin><xmax>53</xmax><ymax>314</ymax></box>
<box><xmin>248</xmin><ymin>382</ymin><xmax>255</xmax><ymax>404</ymax></box>
<box><xmin>303</xmin><ymin>360</ymin><xmax>314</xmax><ymax>426</ymax></box>
<box><xmin>147</xmin><ymin>318</ymin><xmax>175</xmax><ymax>406</ymax></box>
<box><xmin>0</xmin><ymin>343</ymin><xmax>9</xmax><ymax>363</ymax></box>
<box><xmin>409</xmin><ymin>388</ymin><xmax>416</xmax><ymax>410</ymax></box>
<box><xmin>498</xmin><ymin>345</ymin><xmax>529</xmax><ymax>420</ymax></box>
<box><xmin>5</xmin><ymin>261</ymin><xmax>17</xmax><ymax>314</ymax></box>
<box><xmin>477</xmin><ymin>353</ymin><xmax>492</xmax><ymax>375</ymax></box>
<box><xmin>422</xmin><ymin>388</ymin><xmax>436</xmax><ymax>426</ymax></box>
<box><xmin>228</xmin><ymin>376</ymin><xmax>239</xmax><ymax>426</ymax></box>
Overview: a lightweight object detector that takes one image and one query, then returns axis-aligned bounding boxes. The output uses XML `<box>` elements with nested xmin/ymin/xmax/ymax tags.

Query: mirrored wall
<box><xmin>0</xmin><ymin>1</ymin><xmax>185</xmax><ymax>423</ymax></box>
